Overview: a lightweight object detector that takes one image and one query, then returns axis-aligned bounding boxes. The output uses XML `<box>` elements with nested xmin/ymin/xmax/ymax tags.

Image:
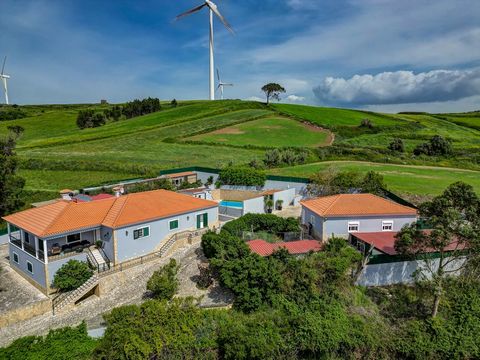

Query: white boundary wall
<box><xmin>356</xmin><ymin>257</ymin><xmax>466</xmax><ymax>287</ymax></box>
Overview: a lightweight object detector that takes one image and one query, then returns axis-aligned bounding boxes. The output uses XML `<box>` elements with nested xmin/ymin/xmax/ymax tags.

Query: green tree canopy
<box><xmin>395</xmin><ymin>181</ymin><xmax>480</xmax><ymax>317</ymax></box>
<box><xmin>261</xmin><ymin>83</ymin><xmax>286</xmax><ymax>105</ymax></box>
<box><xmin>52</xmin><ymin>260</ymin><xmax>93</xmax><ymax>292</ymax></box>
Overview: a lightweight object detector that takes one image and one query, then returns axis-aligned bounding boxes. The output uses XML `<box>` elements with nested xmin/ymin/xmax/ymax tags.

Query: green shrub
<box><xmin>221</xmin><ymin>213</ymin><xmax>299</xmax><ymax>237</ymax></box>
<box><xmin>52</xmin><ymin>260</ymin><xmax>93</xmax><ymax>292</ymax></box>
<box><xmin>0</xmin><ymin>322</ymin><xmax>97</xmax><ymax>360</ymax></box>
<box><xmin>218</xmin><ymin>166</ymin><xmax>266</xmax><ymax>187</ymax></box>
<box><xmin>146</xmin><ymin>258</ymin><xmax>179</xmax><ymax>300</ymax></box>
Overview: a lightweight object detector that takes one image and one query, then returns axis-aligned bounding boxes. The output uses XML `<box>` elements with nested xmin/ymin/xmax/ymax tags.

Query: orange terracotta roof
<box><xmin>301</xmin><ymin>193</ymin><xmax>417</xmax><ymax>218</ymax></box>
<box><xmin>261</xmin><ymin>189</ymin><xmax>280</xmax><ymax>196</ymax></box>
<box><xmin>59</xmin><ymin>189</ymin><xmax>73</xmax><ymax>194</ymax></box>
<box><xmin>3</xmin><ymin>189</ymin><xmax>217</xmax><ymax>238</ymax></box>
<box><xmin>164</xmin><ymin>171</ymin><xmax>196</xmax><ymax>179</ymax></box>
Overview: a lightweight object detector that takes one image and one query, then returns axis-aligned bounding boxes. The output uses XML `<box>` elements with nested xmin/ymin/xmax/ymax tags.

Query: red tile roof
<box><xmin>247</xmin><ymin>239</ymin><xmax>322</xmax><ymax>257</ymax></box>
<box><xmin>3</xmin><ymin>189</ymin><xmax>217</xmax><ymax>238</ymax></box>
<box><xmin>90</xmin><ymin>193</ymin><xmax>115</xmax><ymax>201</ymax></box>
<box><xmin>301</xmin><ymin>193</ymin><xmax>417</xmax><ymax>218</ymax></box>
<box><xmin>353</xmin><ymin>231</ymin><xmax>465</xmax><ymax>256</ymax></box>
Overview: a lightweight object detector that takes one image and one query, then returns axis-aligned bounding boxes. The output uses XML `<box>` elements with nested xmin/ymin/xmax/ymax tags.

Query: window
<box><xmin>13</xmin><ymin>252</ymin><xmax>19</xmax><ymax>264</ymax></box>
<box><xmin>310</xmin><ymin>215</ymin><xmax>315</xmax><ymax>225</ymax></box>
<box><xmin>196</xmin><ymin>213</ymin><xmax>208</xmax><ymax>229</ymax></box>
<box><xmin>382</xmin><ymin>221</ymin><xmax>393</xmax><ymax>231</ymax></box>
<box><xmin>134</xmin><ymin>226</ymin><xmax>150</xmax><ymax>240</ymax></box>
<box><xmin>348</xmin><ymin>222</ymin><xmax>359</xmax><ymax>233</ymax></box>
<box><xmin>67</xmin><ymin>233</ymin><xmax>81</xmax><ymax>244</ymax></box>
<box><xmin>24</xmin><ymin>232</ymin><xmax>30</xmax><ymax>244</ymax></box>
<box><xmin>169</xmin><ymin>220</ymin><xmax>179</xmax><ymax>230</ymax></box>
<box><xmin>26</xmin><ymin>261</ymin><xmax>33</xmax><ymax>274</ymax></box>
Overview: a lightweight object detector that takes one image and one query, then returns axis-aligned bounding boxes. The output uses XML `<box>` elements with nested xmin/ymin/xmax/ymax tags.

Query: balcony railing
<box><xmin>10</xmin><ymin>238</ymin><xmax>22</xmax><ymax>249</ymax></box>
<box><xmin>48</xmin><ymin>241</ymin><xmax>93</xmax><ymax>261</ymax></box>
<box><xmin>23</xmin><ymin>243</ymin><xmax>36</xmax><ymax>257</ymax></box>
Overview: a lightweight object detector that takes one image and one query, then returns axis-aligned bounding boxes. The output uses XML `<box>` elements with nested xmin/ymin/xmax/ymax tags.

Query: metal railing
<box><xmin>98</xmin><ymin>228</ymin><xmax>209</xmax><ymax>277</ymax></box>
<box><xmin>52</xmin><ymin>274</ymin><xmax>99</xmax><ymax>315</ymax></box>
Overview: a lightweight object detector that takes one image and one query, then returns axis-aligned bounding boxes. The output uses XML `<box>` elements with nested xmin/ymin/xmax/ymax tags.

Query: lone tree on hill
<box><xmin>261</xmin><ymin>83</ymin><xmax>286</xmax><ymax>105</ymax></box>
<box><xmin>395</xmin><ymin>182</ymin><xmax>480</xmax><ymax>318</ymax></box>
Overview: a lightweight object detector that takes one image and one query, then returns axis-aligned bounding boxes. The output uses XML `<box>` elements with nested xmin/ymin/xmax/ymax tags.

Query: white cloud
<box><xmin>286</xmin><ymin>94</ymin><xmax>305</xmax><ymax>102</ymax></box>
<box><xmin>250</xmin><ymin>1</ymin><xmax>480</xmax><ymax>70</ymax></box>
<box><xmin>313</xmin><ymin>68</ymin><xmax>480</xmax><ymax>105</ymax></box>
<box><xmin>244</xmin><ymin>96</ymin><xmax>264</xmax><ymax>102</ymax></box>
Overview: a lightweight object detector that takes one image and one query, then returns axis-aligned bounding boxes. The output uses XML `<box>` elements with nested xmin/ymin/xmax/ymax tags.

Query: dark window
<box><xmin>134</xmin><ymin>227</ymin><xmax>149</xmax><ymax>240</ymax></box>
<box><xmin>13</xmin><ymin>252</ymin><xmax>19</xmax><ymax>263</ymax></box>
<box><xmin>27</xmin><ymin>261</ymin><xmax>33</xmax><ymax>274</ymax></box>
<box><xmin>24</xmin><ymin>232</ymin><xmax>30</xmax><ymax>244</ymax></box>
<box><xmin>67</xmin><ymin>233</ymin><xmax>81</xmax><ymax>243</ymax></box>
<box><xmin>169</xmin><ymin>220</ymin><xmax>179</xmax><ymax>230</ymax></box>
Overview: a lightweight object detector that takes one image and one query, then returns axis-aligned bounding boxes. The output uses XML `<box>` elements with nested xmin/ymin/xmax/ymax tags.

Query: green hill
<box><xmin>1</xmin><ymin>100</ymin><xmax>479</xmax><ymax>203</ymax></box>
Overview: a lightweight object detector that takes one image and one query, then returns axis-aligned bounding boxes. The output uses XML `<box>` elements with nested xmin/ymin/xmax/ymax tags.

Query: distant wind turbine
<box><xmin>176</xmin><ymin>1</ymin><xmax>234</xmax><ymax>101</ymax></box>
<box><xmin>216</xmin><ymin>68</ymin><xmax>233</xmax><ymax>100</ymax></box>
<box><xmin>0</xmin><ymin>56</ymin><xmax>10</xmax><ymax>105</ymax></box>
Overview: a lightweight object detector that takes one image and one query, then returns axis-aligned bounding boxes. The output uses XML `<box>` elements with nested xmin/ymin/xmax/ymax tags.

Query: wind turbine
<box><xmin>1</xmin><ymin>56</ymin><xmax>10</xmax><ymax>105</ymax></box>
<box><xmin>176</xmin><ymin>1</ymin><xmax>234</xmax><ymax>101</ymax></box>
<box><xmin>216</xmin><ymin>68</ymin><xmax>233</xmax><ymax>100</ymax></box>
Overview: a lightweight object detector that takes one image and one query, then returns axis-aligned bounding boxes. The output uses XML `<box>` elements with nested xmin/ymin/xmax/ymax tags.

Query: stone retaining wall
<box><xmin>0</xmin><ymin>298</ymin><xmax>51</xmax><ymax>328</ymax></box>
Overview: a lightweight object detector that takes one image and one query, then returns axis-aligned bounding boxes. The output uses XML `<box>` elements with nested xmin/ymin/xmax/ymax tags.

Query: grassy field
<box><xmin>18</xmin><ymin>169</ymin><xmax>138</xmax><ymax>192</ymax></box>
<box><xmin>186</xmin><ymin>117</ymin><xmax>331</xmax><ymax>148</ymax></box>
<box><xmin>1</xmin><ymin>100</ymin><xmax>479</xmax><ymax>202</ymax></box>
<box><xmin>269</xmin><ymin>161</ymin><xmax>480</xmax><ymax>196</ymax></box>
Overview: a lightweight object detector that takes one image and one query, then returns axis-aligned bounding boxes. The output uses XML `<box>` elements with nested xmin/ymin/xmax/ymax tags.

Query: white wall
<box><xmin>273</xmin><ymin>188</ymin><xmax>296</xmax><ymax>207</ymax></box>
<box><xmin>243</xmin><ymin>197</ymin><xmax>265</xmax><ymax>214</ymax></box>
<box><xmin>356</xmin><ymin>257</ymin><xmax>466</xmax><ymax>286</ymax></box>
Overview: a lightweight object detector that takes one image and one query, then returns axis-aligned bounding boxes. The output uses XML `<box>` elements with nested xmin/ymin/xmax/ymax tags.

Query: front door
<box><xmin>196</xmin><ymin>213</ymin><xmax>208</xmax><ymax>229</ymax></box>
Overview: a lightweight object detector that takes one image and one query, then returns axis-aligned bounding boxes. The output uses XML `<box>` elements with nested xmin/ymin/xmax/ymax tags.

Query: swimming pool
<box><xmin>220</xmin><ymin>200</ymin><xmax>244</xmax><ymax>208</ymax></box>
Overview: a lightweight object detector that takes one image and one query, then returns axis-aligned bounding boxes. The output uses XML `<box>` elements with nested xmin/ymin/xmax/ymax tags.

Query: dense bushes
<box><xmin>308</xmin><ymin>168</ymin><xmax>387</xmax><ymax>196</ymax></box>
<box><xmin>76</xmin><ymin>98</ymin><xmax>161</xmax><ymax>129</ymax></box>
<box><xmin>125</xmin><ymin>178</ymin><xmax>174</xmax><ymax>194</ymax></box>
<box><xmin>76</xmin><ymin>110</ymin><xmax>106</xmax><ymax>129</ymax></box>
<box><xmin>414</xmin><ymin>135</ymin><xmax>452</xmax><ymax>156</ymax></box>
<box><xmin>217</xmin><ymin>166</ymin><xmax>266</xmax><ymax>187</ymax></box>
<box><xmin>0</xmin><ymin>322</ymin><xmax>97</xmax><ymax>360</ymax></box>
<box><xmin>0</xmin><ymin>107</ymin><xmax>27</xmax><ymax>121</ymax></box>
<box><xmin>263</xmin><ymin>148</ymin><xmax>308</xmax><ymax>167</ymax></box>
<box><xmin>388</xmin><ymin>138</ymin><xmax>404</xmax><ymax>152</ymax></box>
<box><xmin>52</xmin><ymin>260</ymin><xmax>93</xmax><ymax>291</ymax></box>
<box><xmin>121</xmin><ymin>97</ymin><xmax>161</xmax><ymax>119</ymax></box>
<box><xmin>221</xmin><ymin>213</ymin><xmax>299</xmax><ymax>237</ymax></box>
<box><xmin>146</xmin><ymin>259</ymin><xmax>179</xmax><ymax>300</ymax></box>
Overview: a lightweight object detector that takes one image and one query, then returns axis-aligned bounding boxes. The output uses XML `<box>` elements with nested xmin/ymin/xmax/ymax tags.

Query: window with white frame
<box><xmin>310</xmin><ymin>215</ymin><xmax>315</xmax><ymax>224</ymax></box>
<box><xmin>13</xmin><ymin>252</ymin><xmax>19</xmax><ymax>264</ymax></box>
<box><xmin>26</xmin><ymin>261</ymin><xmax>33</xmax><ymax>274</ymax></box>
<box><xmin>382</xmin><ymin>221</ymin><xmax>393</xmax><ymax>231</ymax></box>
<box><xmin>348</xmin><ymin>221</ymin><xmax>359</xmax><ymax>233</ymax></box>
<box><xmin>134</xmin><ymin>226</ymin><xmax>150</xmax><ymax>240</ymax></box>
<box><xmin>169</xmin><ymin>219</ymin><xmax>179</xmax><ymax>230</ymax></box>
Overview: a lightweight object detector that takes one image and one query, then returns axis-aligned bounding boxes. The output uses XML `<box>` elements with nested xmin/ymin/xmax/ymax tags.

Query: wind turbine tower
<box><xmin>176</xmin><ymin>1</ymin><xmax>234</xmax><ymax>100</ymax></box>
<box><xmin>1</xmin><ymin>56</ymin><xmax>10</xmax><ymax>105</ymax></box>
<box><xmin>216</xmin><ymin>68</ymin><xmax>233</xmax><ymax>100</ymax></box>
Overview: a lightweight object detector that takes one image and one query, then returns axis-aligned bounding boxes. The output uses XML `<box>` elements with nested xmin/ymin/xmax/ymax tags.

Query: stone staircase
<box><xmin>90</xmin><ymin>248</ymin><xmax>106</xmax><ymax>266</ymax></box>
<box><xmin>52</xmin><ymin>274</ymin><xmax>99</xmax><ymax>315</ymax></box>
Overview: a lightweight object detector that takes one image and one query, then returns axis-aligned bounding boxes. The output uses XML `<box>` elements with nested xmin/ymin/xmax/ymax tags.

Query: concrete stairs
<box><xmin>52</xmin><ymin>274</ymin><xmax>99</xmax><ymax>314</ymax></box>
<box><xmin>90</xmin><ymin>248</ymin><xmax>106</xmax><ymax>266</ymax></box>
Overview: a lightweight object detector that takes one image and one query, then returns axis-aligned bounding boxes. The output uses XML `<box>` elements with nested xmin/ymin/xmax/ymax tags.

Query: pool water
<box><xmin>220</xmin><ymin>200</ymin><xmax>244</xmax><ymax>208</ymax></box>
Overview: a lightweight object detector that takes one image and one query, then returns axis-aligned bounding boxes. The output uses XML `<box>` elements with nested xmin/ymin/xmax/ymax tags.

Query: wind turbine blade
<box><xmin>217</xmin><ymin>68</ymin><xmax>220</xmax><ymax>82</ymax></box>
<box><xmin>175</xmin><ymin>3</ymin><xmax>207</xmax><ymax>20</ymax></box>
<box><xmin>205</xmin><ymin>0</ymin><xmax>234</xmax><ymax>33</ymax></box>
<box><xmin>224</xmin><ymin>83</ymin><xmax>234</xmax><ymax>86</ymax></box>
<box><xmin>1</xmin><ymin>56</ymin><xmax>6</xmax><ymax>75</ymax></box>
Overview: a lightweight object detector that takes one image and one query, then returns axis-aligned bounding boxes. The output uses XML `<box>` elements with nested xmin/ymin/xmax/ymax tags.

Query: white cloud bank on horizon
<box><xmin>313</xmin><ymin>68</ymin><xmax>480</xmax><ymax>105</ymax></box>
<box><xmin>286</xmin><ymin>94</ymin><xmax>305</xmax><ymax>102</ymax></box>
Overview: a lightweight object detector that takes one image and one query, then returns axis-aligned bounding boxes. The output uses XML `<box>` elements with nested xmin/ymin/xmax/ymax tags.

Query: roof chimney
<box><xmin>113</xmin><ymin>186</ymin><xmax>125</xmax><ymax>198</ymax></box>
<box><xmin>59</xmin><ymin>189</ymin><xmax>74</xmax><ymax>201</ymax></box>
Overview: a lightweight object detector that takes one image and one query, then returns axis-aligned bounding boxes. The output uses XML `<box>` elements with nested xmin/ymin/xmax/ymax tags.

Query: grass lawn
<box><xmin>187</xmin><ymin>117</ymin><xmax>331</xmax><ymax>148</ymax></box>
<box><xmin>19</xmin><ymin>169</ymin><xmax>139</xmax><ymax>192</ymax></box>
<box><xmin>272</xmin><ymin>103</ymin><xmax>403</xmax><ymax>127</ymax></box>
<box><xmin>269</xmin><ymin>161</ymin><xmax>480</xmax><ymax>196</ymax></box>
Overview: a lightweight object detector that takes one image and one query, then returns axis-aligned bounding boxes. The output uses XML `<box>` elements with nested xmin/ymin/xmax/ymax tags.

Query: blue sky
<box><xmin>1</xmin><ymin>0</ymin><xmax>480</xmax><ymax>112</ymax></box>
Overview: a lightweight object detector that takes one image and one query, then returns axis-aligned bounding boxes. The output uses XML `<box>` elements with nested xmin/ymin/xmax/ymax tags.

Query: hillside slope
<box><xmin>1</xmin><ymin>100</ymin><xmax>479</xmax><ymax>201</ymax></box>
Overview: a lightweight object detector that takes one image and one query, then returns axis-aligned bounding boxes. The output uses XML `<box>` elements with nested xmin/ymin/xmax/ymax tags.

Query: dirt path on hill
<box><xmin>299</xmin><ymin>121</ymin><xmax>335</xmax><ymax>146</ymax></box>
